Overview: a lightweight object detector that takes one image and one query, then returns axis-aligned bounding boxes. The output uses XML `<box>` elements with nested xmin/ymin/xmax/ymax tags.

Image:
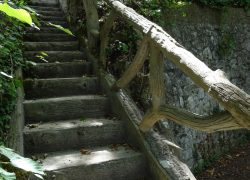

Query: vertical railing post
<box><xmin>82</xmin><ymin>0</ymin><xmax>99</xmax><ymax>54</ymax></box>
<box><xmin>139</xmin><ymin>42</ymin><xmax>166</xmax><ymax>132</ymax></box>
<box><xmin>100</xmin><ymin>10</ymin><xmax>116</xmax><ymax>69</ymax></box>
<box><xmin>149</xmin><ymin>43</ymin><xmax>166</xmax><ymax>111</ymax></box>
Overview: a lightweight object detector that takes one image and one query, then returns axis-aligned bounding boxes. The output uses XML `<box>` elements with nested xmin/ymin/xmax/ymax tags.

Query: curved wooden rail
<box><xmin>101</xmin><ymin>0</ymin><xmax>250</xmax><ymax>132</ymax></box>
<box><xmin>140</xmin><ymin>105</ymin><xmax>240</xmax><ymax>133</ymax></box>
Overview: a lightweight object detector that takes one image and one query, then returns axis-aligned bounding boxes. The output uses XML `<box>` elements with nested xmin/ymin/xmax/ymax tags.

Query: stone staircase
<box><xmin>23</xmin><ymin>1</ymin><xmax>148</xmax><ymax>179</ymax></box>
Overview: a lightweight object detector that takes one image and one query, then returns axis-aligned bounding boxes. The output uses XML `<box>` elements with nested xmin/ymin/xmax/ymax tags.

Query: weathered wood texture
<box><xmin>149</xmin><ymin>43</ymin><xmax>165</xmax><ymax>110</ymax></box>
<box><xmin>100</xmin><ymin>10</ymin><xmax>116</xmax><ymax>68</ymax></box>
<box><xmin>105</xmin><ymin>0</ymin><xmax>250</xmax><ymax>131</ymax></box>
<box><xmin>83</xmin><ymin>0</ymin><xmax>99</xmax><ymax>53</ymax></box>
<box><xmin>113</xmin><ymin>35</ymin><xmax>149</xmax><ymax>89</ymax></box>
<box><xmin>140</xmin><ymin>105</ymin><xmax>241</xmax><ymax>133</ymax></box>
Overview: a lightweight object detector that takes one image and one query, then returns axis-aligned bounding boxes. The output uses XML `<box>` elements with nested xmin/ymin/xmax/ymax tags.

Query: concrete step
<box><xmin>26</xmin><ymin>27</ymin><xmax>66</xmax><ymax>34</ymax></box>
<box><xmin>24</xmin><ymin>42</ymin><xmax>79</xmax><ymax>51</ymax></box>
<box><xmin>24</xmin><ymin>95</ymin><xmax>109</xmax><ymax>123</ymax></box>
<box><xmin>31</xmin><ymin>146</ymin><xmax>147</xmax><ymax>180</ymax></box>
<box><xmin>24</xmin><ymin>33</ymin><xmax>76</xmax><ymax>42</ymax></box>
<box><xmin>28</xmin><ymin>0</ymin><xmax>58</xmax><ymax>7</ymax></box>
<box><xmin>40</xmin><ymin>20</ymin><xmax>68</xmax><ymax>28</ymax></box>
<box><xmin>24</xmin><ymin>61</ymin><xmax>91</xmax><ymax>79</ymax></box>
<box><xmin>29</xmin><ymin>6</ymin><xmax>61</xmax><ymax>12</ymax></box>
<box><xmin>35</xmin><ymin>10</ymin><xmax>64</xmax><ymax>17</ymax></box>
<box><xmin>39</xmin><ymin>15</ymin><xmax>65</xmax><ymax>21</ymax></box>
<box><xmin>24</xmin><ymin>77</ymin><xmax>100</xmax><ymax>99</ymax></box>
<box><xmin>24</xmin><ymin>51</ymin><xmax>85</xmax><ymax>63</ymax></box>
<box><xmin>24</xmin><ymin>119</ymin><xmax>125</xmax><ymax>154</ymax></box>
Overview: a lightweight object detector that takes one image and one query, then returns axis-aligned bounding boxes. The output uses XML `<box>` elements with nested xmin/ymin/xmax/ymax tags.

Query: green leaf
<box><xmin>0</xmin><ymin>146</ymin><xmax>44</xmax><ymax>177</ymax></box>
<box><xmin>39</xmin><ymin>51</ymin><xmax>48</xmax><ymax>57</ymax></box>
<box><xmin>48</xmin><ymin>22</ymin><xmax>74</xmax><ymax>36</ymax></box>
<box><xmin>0</xmin><ymin>3</ymin><xmax>32</xmax><ymax>25</ymax></box>
<box><xmin>0</xmin><ymin>168</ymin><xmax>16</xmax><ymax>180</ymax></box>
<box><xmin>0</xmin><ymin>71</ymin><xmax>13</xmax><ymax>79</ymax></box>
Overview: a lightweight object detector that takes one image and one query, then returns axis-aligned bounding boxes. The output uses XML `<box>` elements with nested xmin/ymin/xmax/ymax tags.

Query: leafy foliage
<box><xmin>0</xmin><ymin>3</ymin><xmax>32</xmax><ymax>25</ymax></box>
<box><xmin>0</xmin><ymin>168</ymin><xmax>16</xmax><ymax>180</ymax></box>
<box><xmin>191</xmin><ymin>0</ymin><xmax>250</xmax><ymax>8</ymax></box>
<box><xmin>48</xmin><ymin>22</ymin><xmax>74</xmax><ymax>36</ymax></box>
<box><xmin>0</xmin><ymin>10</ymin><xmax>26</xmax><ymax>143</ymax></box>
<box><xmin>0</xmin><ymin>145</ymin><xmax>44</xmax><ymax>179</ymax></box>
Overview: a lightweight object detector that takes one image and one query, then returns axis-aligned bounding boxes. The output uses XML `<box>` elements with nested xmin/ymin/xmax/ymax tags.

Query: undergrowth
<box><xmin>0</xmin><ymin>2</ymin><xmax>27</xmax><ymax>144</ymax></box>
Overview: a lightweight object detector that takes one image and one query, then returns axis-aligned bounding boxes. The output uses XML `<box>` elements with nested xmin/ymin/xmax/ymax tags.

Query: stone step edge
<box><xmin>23</xmin><ymin>118</ymin><xmax>121</xmax><ymax>132</ymax></box>
<box><xmin>24</xmin><ymin>76</ymin><xmax>97</xmax><ymax>81</ymax></box>
<box><xmin>23</xmin><ymin>95</ymin><xmax>107</xmax><ymax>104</ymax></box>
<box><xmin>35</xmin><ymin>146</ymin><xmax>142</xmax><ymax>171</ymax></box>
<box><xmin>27</xmin><ymin>60</ymin><xmax>89</xmax><ymax>67</ymax></box>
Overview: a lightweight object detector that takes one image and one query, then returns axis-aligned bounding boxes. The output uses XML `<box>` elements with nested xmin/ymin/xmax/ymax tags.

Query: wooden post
<box><xmin>139</xmin><ymin>42</ymin><xmax>166</xmax><ymax>131</ymax></box>
<box><xmin>149</xmin><ymin>42</ymin><xmax>165</xmax><ymax>111</ymax></box>
<box><xmin>100</xmin><ymin>10</ymin><xmax>116</xmax><ymax>69</ymax></box>
<box><xmin>82</xmin><ymin>0</ymin><xmax>99</xmax><ymax>54</ymax></box>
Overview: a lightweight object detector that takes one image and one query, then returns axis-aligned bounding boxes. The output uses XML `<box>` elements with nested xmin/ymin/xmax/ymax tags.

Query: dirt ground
<box><xmin>197</xmin><ymin>140</ymin><xmax>250</xmax><ymax>180</ymax></box>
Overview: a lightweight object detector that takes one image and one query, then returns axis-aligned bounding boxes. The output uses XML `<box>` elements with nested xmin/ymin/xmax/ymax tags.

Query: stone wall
<box><xmin>161</xmin><ymin>4</ymin><xmax>250</xmax><ymax>169</ymax></box>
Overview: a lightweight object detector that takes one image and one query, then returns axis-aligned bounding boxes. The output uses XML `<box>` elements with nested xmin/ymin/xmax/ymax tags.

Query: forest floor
<box><xmin>197</xmin><ymin>140</ymin><xmax>250</xmax><ymax>180</ymax></box>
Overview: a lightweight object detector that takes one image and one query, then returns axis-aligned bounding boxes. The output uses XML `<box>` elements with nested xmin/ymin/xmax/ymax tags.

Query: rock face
<box><xmin>161</xmin><ymin>4</ymin><xmax>250</xmax><ymax>169</ymax></box>
<box><xmin>23</xmin><ymin>1</ymin><xmax>149</xmax><ymax>179</ymax></box>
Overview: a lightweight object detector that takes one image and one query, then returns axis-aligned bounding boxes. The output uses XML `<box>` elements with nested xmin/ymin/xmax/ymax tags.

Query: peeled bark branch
<box><xmin>140</xmin><ymin>105</ymin><xmax>241</xmax><ymax>133</ymax></box>
<box><xmin>105</xmin><ymin>0</ymin><xmax>250</xmax><ymax>130</ymax></box>
<box><xmin>113</xmin><ymin>39</ymin><xmax>149</xmax><ymax>89</ymax></box>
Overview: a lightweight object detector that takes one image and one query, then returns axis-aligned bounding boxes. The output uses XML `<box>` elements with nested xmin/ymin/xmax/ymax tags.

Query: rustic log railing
<box><xmin>85</xmin><ymin>0</ymin><xmax>250</xmax><ymax>133</ymax></box>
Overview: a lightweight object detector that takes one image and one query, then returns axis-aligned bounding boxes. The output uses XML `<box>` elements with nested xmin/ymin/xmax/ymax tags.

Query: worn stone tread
<box><xmin>40</xmin><ymin>20</ymin><xmax>68</xmax><ymax>27</ymax></box>
<box><xmin>24</xmin><ymin>118</ymin><xmax>125</xmax><ymax>154</ymax></box>
<box><xmin>24</xmin><ymin>51</ymin><xmax>85</xmax><ymax>62</ymax></box>
<box><xmin>32</xmin><ymin>146</ymin><xmax>147</xmax><ymax>180</ymax></box>
<box><xmin>24</xmin><ymin>95</ymin><xmax>109</xmax><ymax>123</ymax></box>
<box><xmin>26</xmin><ymin>27</ymin><xmax>66</xmax><ymax>34</ymax></box>
<box><xmin>29</xmin><ymin>6</ymin><xmax>61</xmax><ymax>12</ymax></box>
<box><xmin>24</xmin><ymin>41</ymin><xmax>79</xmax><ymax>51</ymax></box>
<box><xmin>24</xmin><ymin>61</ymin><xmax>91</xmax><ymax>78</ymax></box>
<box><xmin>39</xmin><ymin>15</ymin><xmax>65</xmax><ymax>21</ymax></box>
<box><xmin>35</xmin><ymin>10</ymin><xmax>63</xmax><ymax>17</ymax></box>
<box><xmin>28</xmin><ymin>1</ymin><xmax>58</xmax><ymax>7</ymax></box>
<box><xmin>24</xmin><ymin>77</ymin><xmax>100</xmax><ymax>99</ymax></box>
<box><xmin>24</xmin><ymin>33</ymin><xmax>76</xmax><ymax>42</ymax></box>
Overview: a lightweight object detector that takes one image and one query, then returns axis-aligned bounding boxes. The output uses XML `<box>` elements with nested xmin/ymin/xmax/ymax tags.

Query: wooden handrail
<box><xmin>101</xmin><ymin>0</ymin><xmax>250</xmax><ymax>132</ymax></box>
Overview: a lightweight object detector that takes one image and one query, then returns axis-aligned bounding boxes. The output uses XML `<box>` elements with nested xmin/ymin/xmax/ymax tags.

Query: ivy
<box><xmin>0</xmin><ymin>1</ymin><xmax>26</xmax><ymax>143</ymax></box>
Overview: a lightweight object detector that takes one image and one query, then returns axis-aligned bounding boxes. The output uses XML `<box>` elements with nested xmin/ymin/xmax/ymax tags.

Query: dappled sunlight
<box><xmin>44</xmin><ymin>150</ymin><xmax>120</xmax><ymax>171</ymax></box>
<box><xmin>89</xmin><ymin>121</ymin><xmax>104</xmax><ymax>126</ymax></box>
<box><xmin>85</xmin><ymin>150</ymin><xmax>116</xmax><ymax>164</ymax></box>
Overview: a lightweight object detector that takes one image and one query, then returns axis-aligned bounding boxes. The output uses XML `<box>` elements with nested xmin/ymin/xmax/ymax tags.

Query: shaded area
<box><xmin>198</xmin><ymin>140</ymin><xmax>250</xmax><ymax>180</ymax></box>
